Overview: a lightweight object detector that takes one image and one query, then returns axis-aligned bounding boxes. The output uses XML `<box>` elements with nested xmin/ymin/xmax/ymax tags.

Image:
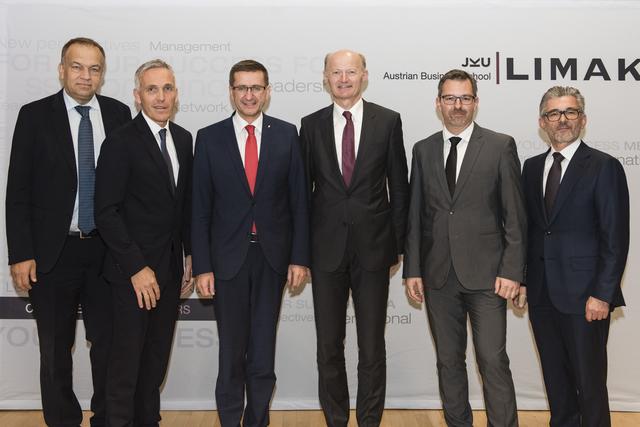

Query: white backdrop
<box><xmin>0</xmin><ymin>0</ymin><xmax>638</xmax><ymax>412</ymax></box>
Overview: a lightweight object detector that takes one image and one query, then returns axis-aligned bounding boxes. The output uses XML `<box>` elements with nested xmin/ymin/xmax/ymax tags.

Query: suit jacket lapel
<box><xmin>135</xmin><ymin>113</ymin><xmax>175</xmax><ymax>197</ymax></box>
<box><xmin>350</xmin><ymin>100</ymin><xmax>374</xmax><ymax>188</ymax></box>
<box><xmin>169</xmin><ymin>121</ymin><xmax>188</xmax><ymax>197</ymax></box>
<box><xmin>320</xmin><ymin>106</ymin><xmax>345</xmax><ymax>190</ymax></box>
<box><xmin>51</xmin><ymin>90</ymin><xmax>77</xmax><ymax>176</ymax></box>
<box><xmin>548</xmin><ymin>141</ymin><xmax>589</xmax><ymax>224</ymax></box>
<box><xmin>222</xmin><ymin>116</ymin><xmax>252</xmax><ymax>197</ymax></box>
<box><xmin>254</xmin><ymin>115</ymin><xmax>273</xmax><ymax>195</ymax></box>
<box><xmin>452</xmin><ymin>124</ymin><xmax>483</xmax><ymax>203</ymax></box>
<box><xmin>529</xmin><ymin>151</ymin><xmax>549</xmax><ymax>225</ymax></box>
<box><xmin>432</xmin><ymin>133</ymin><xmax>451</xmax><ymax>201</ymax></box>
<box><xmin>97</xmin><ymin>95</ymin><xmax>123</xmax><ymax>134</ymax></box>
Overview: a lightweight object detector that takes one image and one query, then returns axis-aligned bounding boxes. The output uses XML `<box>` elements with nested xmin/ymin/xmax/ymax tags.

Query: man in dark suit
<box><xmin>403</xmin><ymin>69</ymin><xmax>526</xmax><ymax>427</ymax></box>
<box><xmin>300</xmin><ymin>49</ymin><xmax>409</xmax><ymax>427</ymax></box>
<box><xmin>192</xmin><ymin>59</ymin><xmax>309</xmax><ymax>427</ymax></box>
<box><xmin>6</xmin><ymin>37</ymin><xmax>130</xmax><ymax>427</ymax></box>
<box><xmin>522</xmin><ymin>86</ymin><xmax>629</xmax><ymax>427</ymax></box>
<box><xmin>94</xmin><ymin>59</ymin><xmax>193</xmax><ymax>427</ymax></box>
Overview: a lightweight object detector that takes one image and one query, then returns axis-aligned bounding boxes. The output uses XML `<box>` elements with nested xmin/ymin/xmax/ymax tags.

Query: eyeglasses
<box><xmin>232</xmin><ymin>85</ymin><xmax>267</xmax><ymax>94</ymax></box>
<box><xmin>143</xmin><ymin>85</ymin><xmax>176</xmax><ymax>96</ymax></box>
<box><xmin>542</xmin><ymin>109</ymin><xmax>583</xmax><ymax>122</ymax></box>
<box><xmin>440</xmin><ymin>95</ymin><xmax>476</xmax><ymax>105</ymax></box>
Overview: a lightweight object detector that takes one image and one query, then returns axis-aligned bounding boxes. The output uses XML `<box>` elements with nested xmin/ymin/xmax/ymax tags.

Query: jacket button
<box><xmin>545</xmin><ymin>231</ymin><xmax>551</xmax><ymax>236</ymax></box>
<box><xmin>449</xmin><ymin>211</ymin><xmax>454</xmax><ymax>215</ymax></box>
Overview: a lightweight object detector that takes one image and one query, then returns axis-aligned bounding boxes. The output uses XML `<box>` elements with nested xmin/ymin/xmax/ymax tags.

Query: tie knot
<box><xmin>552</xmin><ymin>152</ymin><xmax>564</xmax><ymax>162</ymax></box>
<box><xmin>343</xmin><ymin>110</ymin><xmax>353</xmax><ymax>121</ymax></box>
<box><xmin>246</xmin><ymin>124</ymin><xmax>255</xmax><ymax>135</ymax></box>
<box><xmin>449</xmin><ymin>136</ymin><xmax>462</xmax><ymax>147</ymax></box>
<box><xmin>159</xmin><ymin>128</ymin><xmax>167</xmax><ymax>141</ymax></box>
<box><xmin>75</xmin><ymin>105</ymin><xmax>91</xmax><ymax>118</ymax></box>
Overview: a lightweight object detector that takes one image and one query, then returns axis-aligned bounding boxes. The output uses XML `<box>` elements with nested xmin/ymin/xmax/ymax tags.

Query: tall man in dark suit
<box><xmin>300</xmin><ymin>49</ymin><xmax>409</xmax><ymax>427</ymax></box>
<box><xmin>6</xmin><ymin>37</ymin><xmax>131</xmax><ymax>427</ymax></box>
<box><xmin>94</xmin><ymin>59</ymin><xmax>193</xmax><ymax>427</ymax></box>
<box><xmin>522</xmin><ymin>86</ymin><xmax>629</xmax><ymax>427</ymax></box>
<box><xmin>192</xmin><ymin>60</ymin><xmax>309</xmax><ymax>427</ymax></box>
<box><xmin>403</xmin><ymin>69</ymin><xmax>527</xmax><ymax>427</ymax></box>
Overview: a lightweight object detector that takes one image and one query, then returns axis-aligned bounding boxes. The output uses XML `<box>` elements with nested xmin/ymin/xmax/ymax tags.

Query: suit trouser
<box><xmin>425</xmin><ymin>266</ymin><xmax>517</xmax><ymax>427</ymax></box>
<box><xmin>29</xmin><ymin>235</ymin><xmax>111</xmax><ymax>427</ymax></box>
<box><xmin>529</xmin><ymin>282</ymin><xmax>611</xmax><ymax>427</ymax></box>
<box><xmin>213</xmin><ymin>243</ymin><xmax>286</xmax><ymax>427</ymax></box>
<box><xmin>311</xmin><ymin>240</ymin><xmax>390</xmax><ymax>427</ymax></box>
<box><xmin>104</xmin><ymin>270</ymin><xmax>180</xmax><ymax>427</ymax></box>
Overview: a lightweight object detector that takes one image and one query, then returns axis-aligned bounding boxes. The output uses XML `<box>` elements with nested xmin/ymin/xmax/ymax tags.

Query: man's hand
<box><xmin>390</xmin><ymin>255</ymin><xmax>403</xmax><ymax>278</ymax></box>
<box><xmin>494</xmin><ymin>277</ymin><xmax>520</xmax><ymax>300</ymax></box>
<box><xmin>513</xmin><ymin>285</ymin><xmax>527</xmax><ymax>309</ymax></box>
<box><xmin>286</xmin><ymin>264</ymin><xmax>308</xmax><ymax>291</ymax></box>
<box><xmin>131</xmin><ymin>266</ymin><xmax>160</xmax><ymax>310</ymax></box>
<box><xmin>405</xmin><ymin>277</ymin><xmax>424</xmax><ymax>303</ymax></box>
<box><xmin>195</xmin><ymin>272</ymin><xmax>215</xmax><ymax>297</ymax></box>
<box><xmin>180</xmin><ymin>255</ymin><xmax>194</xmax><ymax>298</ymax></box>
<box><xmin>585</xmin><ymin>296</ymin><xmax>610</xmax><ymax>322</ymax></box>
<box><xmin>10</xmin><ymin>259</ymin><xmax>37</xmax><ymax>291</ymax></box>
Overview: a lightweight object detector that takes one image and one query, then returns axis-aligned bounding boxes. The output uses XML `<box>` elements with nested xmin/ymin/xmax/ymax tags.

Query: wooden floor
<box><xmin>1</xmin><ymin>410</ymin><xmax>639</xmax><ymax>426</ymax></box>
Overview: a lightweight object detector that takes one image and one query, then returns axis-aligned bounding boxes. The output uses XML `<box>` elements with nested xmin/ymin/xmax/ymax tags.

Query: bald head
<box><xmin>323</xmin><ymin>49</ymin><xmax>368</xmax><ymax>109</ymax></box>
<box><xmin>324</xmin><ymin>49</ymin><xmax>367</xmax><ymax>72</ymax></box>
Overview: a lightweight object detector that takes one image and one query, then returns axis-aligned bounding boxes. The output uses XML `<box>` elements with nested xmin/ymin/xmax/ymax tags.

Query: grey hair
<box><xmin>539</xmin><ymin>86</ymin><xmax>585</xmax><ymax>116</ymax></box>
<box><xmin>134</xmin><ymin>59</ymin><xmax>174</xmax><ymax>89</ymax></box>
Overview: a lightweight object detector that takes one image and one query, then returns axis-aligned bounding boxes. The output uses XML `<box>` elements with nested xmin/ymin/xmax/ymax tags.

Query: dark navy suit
<box><xmin>191</xmin><ymin>114</ymin><xmax>309</xmax><ymax>427</ymax></box>
<box><xmin>522</xmin><ymin>141</ymin><xmax>629</xmax><ymax>427</ymax></box>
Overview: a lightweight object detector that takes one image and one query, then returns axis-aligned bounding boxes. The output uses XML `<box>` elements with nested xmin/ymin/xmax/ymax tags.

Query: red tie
<box><xmin>245</xmin><ymin>124</ymin><xmax>258</xmax><ymax>232</ymax></box>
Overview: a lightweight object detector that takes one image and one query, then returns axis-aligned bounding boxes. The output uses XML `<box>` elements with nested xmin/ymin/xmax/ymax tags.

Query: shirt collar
<box><xmin>549</xmin><ymin>139</ymin><xmax>582</xmax><ymax>162</ymax></box>
<box><xmin>233</xmin><ymin>112</ymin><xmax>263</xmax><ymax>134</ymax></box>
<box><xmin>63</xmin><ymin>90</ymin><xmax>100</xmax><ymax>112</ymax></box>
<box><xmin>140</xmin><ymin>110</ymin><xmax>169</xmax><ymax>135</ymax></box>
<box><xmin>333</xmin><ymin>98</ymin><xmax>364</xmax><ymax>119</ymax></box>
<box><xmin>443</xmin><ymin>122</ymin><xmax>475</xmax><ymax>143</ymax></box>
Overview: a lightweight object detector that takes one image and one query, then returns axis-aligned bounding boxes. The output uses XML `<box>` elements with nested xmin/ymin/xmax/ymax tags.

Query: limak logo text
<box><xmin>462</xmin><ymin>53</ymin><xmax>640</xmax><ymax>83</ymax></box>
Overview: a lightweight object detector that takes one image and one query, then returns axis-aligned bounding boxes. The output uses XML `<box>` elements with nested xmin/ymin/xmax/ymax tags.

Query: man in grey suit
<box><xmin>403</xmin><ymin>69</ymin><xmax>527</xmax><ymax>427</ymax></box>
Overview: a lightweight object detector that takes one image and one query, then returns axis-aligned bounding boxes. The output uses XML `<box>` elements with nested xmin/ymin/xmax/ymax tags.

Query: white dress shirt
<box><xmin>333</xmin><ymin>98</ymin><xmax>364</xmax><ymax>173</ymax></box>
<box><xmin>442</xmin><ymin>122</ymin><xmax>475</xmax><ymax>182</ymax></box>
<box><xmin>233</xmin><ymin>113</ymin><xmax>263</xmax><ymax>165</ymax></box>
<box><xmin>63</xmin><ymin>90</ymin><xmax>106</xmax><ymax>232</ymax></box>
<box><xmin>542</xmin><ymin>140</ymin><xmax>581</xmax><ymax>196</ymax></box>
<box><xmin>141</xmin><ymin>110</ymin><xmax>180</xmax><ymax>185</ymax></box>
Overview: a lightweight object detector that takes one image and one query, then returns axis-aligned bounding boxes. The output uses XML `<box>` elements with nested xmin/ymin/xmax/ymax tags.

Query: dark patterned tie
<box><xmin>342</xmin><ymin>111</ymin><xmax>355</xmax><ymax>186</ymax></box>
<box><xmin>159</xmin><ymin>128</ymin><xmax>176</xmax><ymax>195</ymax></box>
<box><xmin>545</xmin><ymin>152</ymin><xmax>564</xmax><ymax>217</ymax></box>
<box><xmin>75</xmin><ymin>106</ymin><xmax>95</xmax><ymax>233</ymax></box>
<box><xmin>445</xmin><ymin>137</ymin><xmax>461</xmax><ymax>196</ymax></box>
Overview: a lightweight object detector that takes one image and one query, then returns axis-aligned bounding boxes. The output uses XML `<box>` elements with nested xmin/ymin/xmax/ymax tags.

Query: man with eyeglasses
<box><xmin>94</xmin><ymin>59</ymin><xmax>193</xmax><ymax>426</ymax></box>
<box><xmin>192</xmin><ymin>59</ymin><xmax>309</xmax><ymax>427</ymax></box>
<box><xmin>300</xmin><ymin>49</ymin><xmax>409</xmax><ymax>427</ymax></box>
<box><xmin>6</xmin><ymin>37</ymin><xmax>131</xmax><ymax>427</ymax></box>
<box><xmin>403</xmin><ymin>69</ymin><xmax>526</xmax><ymax>426</ymax></box>
<box><xmin>522</xmin><ymin>86</ymin><xmax>629</xmax><ymax>427</ymax></box>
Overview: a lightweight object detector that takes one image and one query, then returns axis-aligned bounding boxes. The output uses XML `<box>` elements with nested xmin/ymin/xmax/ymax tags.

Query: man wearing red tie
<box><xmin>192</xmin><ymin>60</ymin><xmax>310</xmax><ymax>427</ymax></box>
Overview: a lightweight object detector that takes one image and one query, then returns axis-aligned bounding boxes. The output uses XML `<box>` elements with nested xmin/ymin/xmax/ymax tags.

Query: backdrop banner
<box><xmin>1</xmin><ymin>0</ymin><xmax>638</xmax><ymax>411</ymax></box>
